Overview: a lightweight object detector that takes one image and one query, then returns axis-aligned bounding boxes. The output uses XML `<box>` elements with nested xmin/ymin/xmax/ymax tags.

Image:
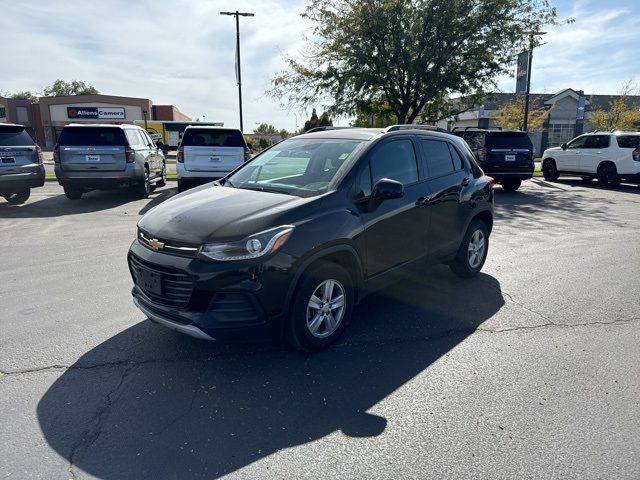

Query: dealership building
<box><xmin>0</xmin><ymin>93</ymin><xmax>190</xmax><ymax>148</ymax></box>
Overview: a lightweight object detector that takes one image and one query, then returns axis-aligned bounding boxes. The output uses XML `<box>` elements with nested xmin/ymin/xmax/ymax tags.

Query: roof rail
<box><xmin>451</xmin><ymin>126</ymin><xmax>503</xmax><ymax>132</ymax></box>
<box><xmin>384</xmin><ymin>124</ymin><xmax>449</xmax><ymax>133</ymax></box>
<box><xmin>305</xmin><ymin>126</ymin><xmax>350</xmax><ymax>133</ymax></box>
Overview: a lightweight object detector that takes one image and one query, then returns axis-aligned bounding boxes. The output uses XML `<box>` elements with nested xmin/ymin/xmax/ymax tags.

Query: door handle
<box><xmin>416</xmin><ymin>195</ymin><xmax>435</xmax><ymax>207</ymax></box>
<box><xmin>461</xmin><ymin>177</ymin><xmax>470</xmax><ymax>187</ymax></box>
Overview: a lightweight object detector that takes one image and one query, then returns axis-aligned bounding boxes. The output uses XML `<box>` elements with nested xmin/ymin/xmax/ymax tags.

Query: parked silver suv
<box><xmin>0</xmin><ymin>124</ymin><xmax>45</xmax><ymax>204</ymax></box>
<box><xmin>54</xmin><ymin>124</ymin><xmax>166</xmax><ymax>200</ymax></box>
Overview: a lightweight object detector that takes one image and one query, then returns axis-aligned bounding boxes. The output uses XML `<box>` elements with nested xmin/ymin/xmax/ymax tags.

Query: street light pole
<box><xmin>522</xmin><ymin>31</ymin><xmax>546</xmax><ymax>132</ymax></box>
<box><xmin>220</xmin><ymin>10</ymin><xmax>254</xmax><ymax>133</ymax></box>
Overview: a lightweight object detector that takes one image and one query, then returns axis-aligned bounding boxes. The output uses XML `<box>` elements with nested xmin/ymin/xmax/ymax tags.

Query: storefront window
<box><xmin>548</xmin><ymin>123</ymin><xmax>576</xmax><ymax>147</ymax></box>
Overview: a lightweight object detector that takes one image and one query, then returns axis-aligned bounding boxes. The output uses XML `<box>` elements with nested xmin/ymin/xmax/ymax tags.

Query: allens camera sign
<box><xmin>67</xmin><ymin>107</ymin><xmax>125</xmax><ymax>120</ymax></box>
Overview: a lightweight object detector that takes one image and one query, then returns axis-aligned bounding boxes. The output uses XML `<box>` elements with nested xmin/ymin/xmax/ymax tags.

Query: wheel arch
<box><xmin>284</xmin><ymin>245</ymin><xmax>365</xmax><ymax>317</ymax></box>
<box><xmin>597</xmin><ymin>160</ymin><xmax>617</xmax><ymax>172</ymax></box>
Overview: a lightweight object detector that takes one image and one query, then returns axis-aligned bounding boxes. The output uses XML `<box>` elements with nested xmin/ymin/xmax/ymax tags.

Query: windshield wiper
<box><xmin>239</xmin><ymin>185</ymin><xmax>290</xmax><ymax>195</ymax></box>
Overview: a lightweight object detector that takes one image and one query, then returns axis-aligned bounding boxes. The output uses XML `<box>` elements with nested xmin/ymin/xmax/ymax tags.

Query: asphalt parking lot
<box><xmin>1</xmin><ymin>179</ymin><xmax>639</xmax><ymax>479</ymax></box>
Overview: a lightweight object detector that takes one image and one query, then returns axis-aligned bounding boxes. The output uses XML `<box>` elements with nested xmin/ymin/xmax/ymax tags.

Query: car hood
<box><xmin>544</xmin><ymin>146</ymin><xmax>562</xmax><ymax>154</ymax></box>
<box><xmin>138</xmin><ymin>185</ymin><xmax>321</xmax><ymax>244</ymax></box>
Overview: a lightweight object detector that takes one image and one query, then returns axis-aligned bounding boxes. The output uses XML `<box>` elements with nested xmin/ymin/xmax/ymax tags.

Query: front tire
<box><xmin>542</xmin><ymin>159</ymin><xmax>559</xmax><ymax>181</ymax></box>
<box><xmin>156</xmin><ymin>162</ymin><xmax>166</xmax><ymax>188</ymax></box>
<box><xmin>450</xmin><ymin>219</ymin><xmax>489</xmax><ymax>278</ymax></box>
<box><xmin>597</xmin><ymin>163</ymin><xmax>619</xmax><ymax>188</ymax></box>
<box><xmin>287</xmin><ymin>262</ymin><xmax>354</xmax><ymax>352</ymax></box>
<box><xmin>501</xmin><ymin>180</ymin><xmax>521</xmax><ymax>192</ymax></box>
<box><xmin>4</xmin><ymin>189</ymin><xmax>30</xmax><ymax>204</ymax></box>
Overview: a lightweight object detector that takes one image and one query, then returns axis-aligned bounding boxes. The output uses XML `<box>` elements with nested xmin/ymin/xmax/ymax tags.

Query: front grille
<box><xmin>129</xmin><ymin>254</ymin><xmax>194</xmax><ymax>308</ymax></box>
<box><xmin>138</xmin><ymin>229</ymin><xmax>200</xmax><ymax>258</ymax></box>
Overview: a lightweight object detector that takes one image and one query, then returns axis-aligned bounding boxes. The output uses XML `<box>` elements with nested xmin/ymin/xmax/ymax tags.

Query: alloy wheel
<box><xmin>467</xmin><ymin>229</ymin><xmax>486</xmax><ymax>269</ymax></box>
<box><xmin>306</xmin><ymin>279</ymin><xmax>346</xmax><ymax>338</ymax></box>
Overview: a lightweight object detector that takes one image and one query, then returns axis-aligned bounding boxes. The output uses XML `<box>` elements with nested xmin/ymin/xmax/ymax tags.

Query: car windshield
<box><xmin>0</xmin><ymin>126</ymin><xmax>35</xmax><ymax>146</ymax></box>
<box><xmin>58</xmin><ymin>127</ymin><xmax>127</xmax><ymax>146</ymax></box>
<box><xmin>225</xmin><ymin>138</ymin><xmax>364</xmax><ymax>197</ymax></box>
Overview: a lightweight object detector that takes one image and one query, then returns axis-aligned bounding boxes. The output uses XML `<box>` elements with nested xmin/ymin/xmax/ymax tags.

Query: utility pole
<box><xmin>522</xmin><ymin>31</ymin><xmax>546</xmax><ymax>132</ymax></box>
<box><xmin>220</xmin><ymin>10</ymin><xmax>254</xmax><ymax>133</ymax></box>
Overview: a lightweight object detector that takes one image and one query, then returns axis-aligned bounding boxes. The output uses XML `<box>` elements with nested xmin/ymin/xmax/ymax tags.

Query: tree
<box><xmin>493</xmin><ymin>94</ymin><xmax>548</xmax><ymax>131</ymax></box>
<box><xmin>10</xmin><ymin>91</ymin><xmax>39</xmax><ymax>103</ymax></box>
<box><xmin>590</xmin><ymin>80</ymin><xmax>640</xmax><ymax>131</ymax></box>
<box><xmin>279</xmin><ymin>129</ymin><xmax>291</xmax><ymax>139</ymax></box>
<box><xmin>303</xmin><ymin>108</ymin><xmax>320</xmax><ymax>132</ymax></box>
<box><xmin>270</xmin><ymin>0</ymin><xmax>567</xmax><ymax>124</ymax></box>
<box><xmin>43</xmin><ymin>79</ymin><xmax>98</xmax><ymax>97</ymax></box>
<box><xmin>255</xmin><ymin>123</ymin><xmax>279</xmax><ymax>135</ymax></box>
<box><xmin>350</xmin><ymin>98</ymin><xmax>396</xmax><ymax>127</ymax></box>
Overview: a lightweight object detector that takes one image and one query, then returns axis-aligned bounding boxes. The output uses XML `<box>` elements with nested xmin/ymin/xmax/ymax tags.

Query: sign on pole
<box><xmin>576</xmin><ymin>96</ymin><xmax>586</xmax><ymax>120</ymax></box>
<box><xmin>516</xmin><ymin>51</ymin><xmax>529</xmax><ymax>93</ymax></box>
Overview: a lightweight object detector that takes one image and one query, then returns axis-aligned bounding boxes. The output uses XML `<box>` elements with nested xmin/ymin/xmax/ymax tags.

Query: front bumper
<box><xmin>0</xmin><ymin>168</ymin><xmax>45</xmax><ymax>194</ymax></box>
<box><xmin>128</xmin><ymin>239</ymin><xmax>294</xmax><ymax>342</ymax></box>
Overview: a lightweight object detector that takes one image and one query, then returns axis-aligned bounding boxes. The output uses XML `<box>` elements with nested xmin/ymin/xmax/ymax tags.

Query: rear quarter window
<box><xmin>616</xmin><ymin>136</ymin><xmax>640</xmax><ymax>149</ymax></box>
<box><xmin>182</xmin><ymin>129</ymin><xmax>246</xmax><ymax>148</ymax></box>
<box><xmin>58</xmin><ymin>127</ymin><xmax>126</xmax><ymax>146</ymax></box>
<box><xmin>0</xmin><ymin>126</ymin><xmax>35</xmax><ymax>146</ymax></box>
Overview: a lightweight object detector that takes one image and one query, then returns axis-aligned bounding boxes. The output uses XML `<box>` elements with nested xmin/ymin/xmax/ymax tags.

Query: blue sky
<box><xmin>1</xmin><ymin>0</ymin><xmax>638</xmax><ymax>131</ymax></box>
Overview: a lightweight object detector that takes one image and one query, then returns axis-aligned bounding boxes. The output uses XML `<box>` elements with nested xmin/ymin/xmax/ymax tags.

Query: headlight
<box><xmin>199</xmin><ymin>225</ymin><xmax>295</xmax><ymax>261</ymax></box>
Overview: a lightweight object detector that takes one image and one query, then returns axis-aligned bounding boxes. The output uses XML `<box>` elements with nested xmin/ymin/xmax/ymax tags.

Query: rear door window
<box><xmin>182</xmin><ymin>129</ymin><xmax>246</xmax><ymax>148</ymax></box>
<box><xmin>58</xmin><ymin>127</ymin><xmax>126</xmax><ymax>146</ymax></box>
<box><xmin>583</xmin><ymin>135</ymin><xmax>610</xmax><ymax>149</ymax></box>
<box><xmin>421</xmin><ymin>139</ymin><xmax>455</xmax><ymax>178</ymax></box>
<box><xmin>0</xmin><ymin>126</ymin><xmax>35</xmax><ymax>146</ymax></box>
<box><xmin>485</xmin><ymin>132</ymin><xmax>533</xmax><ymax>150</ymax></box>
<box><xmin>616</xmin><ymin>136</ymin><xmax>640</xmax><ymax>148</ymax></box>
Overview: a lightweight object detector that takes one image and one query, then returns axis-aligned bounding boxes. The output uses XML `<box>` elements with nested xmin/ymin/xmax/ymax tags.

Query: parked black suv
<box><xmin>128</xmin><ymin>128</ymin><xmax>494</xmax><ymax>351</ymax></box>
<box><xmin>451</xmin><ymin>128</ymin><xmax>534</xmax><ymax>191</ymax></box>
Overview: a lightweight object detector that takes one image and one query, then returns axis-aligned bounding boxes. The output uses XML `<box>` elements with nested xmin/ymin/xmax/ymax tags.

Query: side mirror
<box><xmin>368</xmin><ymin>178</ymin><xmax>404</xmax><ymax>210</ymax></box>
<box><xmin>561</xmin><ymin>143</ymin><xmax>567</xmax><ymax>150</ymax></box>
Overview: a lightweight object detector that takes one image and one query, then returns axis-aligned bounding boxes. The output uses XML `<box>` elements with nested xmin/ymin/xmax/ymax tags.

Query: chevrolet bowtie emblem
<box><xmin>149</xmin><ymin>238</ymin><xmax>164</xmax><ymax>251</ymax></box>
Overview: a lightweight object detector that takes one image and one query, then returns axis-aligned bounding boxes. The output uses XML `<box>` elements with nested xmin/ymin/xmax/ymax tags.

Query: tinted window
<box><xmin>125</xmin><ymin>130</ymin><xmax>142</xmax><ymax>146</ymax></box>
<box><xmin>583</xmin><ymin>135</ymin><xmax>610</xmax><ymax>149</ymax></box>
<box><xmin>485</xmin><ymin>132</ymin><xmax>533</xmax><ymax>150</ymax></box>
<box><xmin>356</xmin><ymin>163</ymin><xmax>372</xmax><ymax>199</ymax></box>
<box><xmin>0</xmin><ymin>126</ymin><xmax>35</xmax><ymax>146</ymax></box>
<box><xmin>369</xmin><ymin>139</ymin><xmax>419</xmax><ymax>185</ymax></box>
<box><xmin>137</xmin><ymin>130</ymin><xmax>151</xmax><ymax>146</ymax></box>
<box><xmin>182</xmin><ymin>128</ymin><xmax>246</xmax><ymax>148</ymax></box>
<box><xmin>58</xmin><ymin>127</ymin><xmax>126</xmax><ymax>146</ymax></box>
<box><xmin>226</xmin><ymin>138</ymin><xmax>363</xmax><ymax>197</ymax></box>
<box><xmin>567</xmin><ymin>136</ymin><xmax>587</xmax><ymax>149</ymax></box>
<box><xmin>447</xmin><ymin>143</ymin><xmax>465</xmax><ymax>170</ymax></box>
<box><xmin>422</xmin><ymin>139</ymin><xmax>455</xmax><ymax>177</ymax></box>
<box><xmin>616</xmin><ymin>136</ymin><xmax>640</xmax><ymax>149</ymax></box>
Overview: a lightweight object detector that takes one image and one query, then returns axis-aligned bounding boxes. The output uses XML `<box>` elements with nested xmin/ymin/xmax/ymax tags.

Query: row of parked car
<box><xmin>0</xmin><ymin>123</ymin><xmax>253</xmax><ymax>203</ymax></box>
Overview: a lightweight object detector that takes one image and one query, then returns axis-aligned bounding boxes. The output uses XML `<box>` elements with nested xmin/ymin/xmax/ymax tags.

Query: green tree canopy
<box><xmin>10</xmin><ymin>91</ymin><xmax>39</xmax><ymax>103</ymax></box>
<box><xmin>255</xmin><ymin>123</ymin><xmax>279</xmax><ymax>134</ymax></box>
<box><xmin>302</xmin><ymin>108</ymin><xmax>333</xmax><ymax>132</ymax></box>
<box><xmin>270</xmin><ymin>0</ymin><xmax>567</xmax><ymax>124</ymax></box>
<box><xmin>43</xmin><ymin>79</ymin><xmax>99</xmax><ymax>97</ymax></box>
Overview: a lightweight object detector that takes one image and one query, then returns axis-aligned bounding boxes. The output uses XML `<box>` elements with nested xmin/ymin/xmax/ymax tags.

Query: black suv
<box><xmin>451</xmin><ymin>128</ymin><xmax>534</xmax><ymax>191</ymax></box>
<box><xmin>128</xmin><ymin>128</ymin><xmax>494</xmax><ymax>351</ymax></box>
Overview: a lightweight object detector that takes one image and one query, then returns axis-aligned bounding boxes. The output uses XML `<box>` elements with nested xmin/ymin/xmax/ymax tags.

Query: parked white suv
<box><xmin>176</xmin><ymin>127</ymin><xmax>251</xmax><ymax>192</ymax></box>
<box><xmin>541</xmin><ymin>131</ymin><xmax>640</xmax><ymax>187</ymax></box>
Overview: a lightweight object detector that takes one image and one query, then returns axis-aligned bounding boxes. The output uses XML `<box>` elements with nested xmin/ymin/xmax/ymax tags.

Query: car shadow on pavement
<box><xmin>0</xmin><ymin>187</ymin><xmax>172</xmax><ymax>218</ymax></box>
<box><xmin>553</xmin><ymin>178</ymin><xmax>640</xmax><ymax>194</ymax></box>
<box><xmin>37</xmin><ymin>267</ymin><xmax>504</xmax><ymax>479</ymax></box>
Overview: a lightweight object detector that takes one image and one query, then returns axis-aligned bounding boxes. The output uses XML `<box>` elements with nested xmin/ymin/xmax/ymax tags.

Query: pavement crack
<box><xmin>68</xmin><ymin>362</ymin><xmax>136</xmax><ymax>474</ymax></box>
<box><xmin>153</xmin><ymin>361</ymin><xmax>205</xmax><ymax>436</ymax></box>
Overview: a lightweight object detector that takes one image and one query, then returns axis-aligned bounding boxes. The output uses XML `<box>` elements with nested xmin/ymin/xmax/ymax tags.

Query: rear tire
<box><xmin>156</xmin><ymin>162</ymin><xmax>166</xmax><ymax>188</ymax></box>
<box><xmin>177</xmin><ymin>179</ymin><xmax>186</xmax><ymax>193</ymax></box>
<box><xmin>542</xmin><ymin>159</ymin><xmax>559</xmax><ymax>181</ymax></box>
<box><xmin>63</xmin><ymin>186</ymin><xmax>83</xmax><ymax>200</ymax></box>
<box><xmin>4</xmin><ymin>189</ymin><xmax>30</xmax><ymax>204</ymax></box>
<box><xmin>135</xmin><ymin>168</ymin><xmax>151</xmax><ymax>198</ymax></box>
<box><xmin>450</xmin><ymin>219</ymin><xmax>489</xmax><ymax>278</ymax></box>
<box><xmin>287</xmin><ymin>262</ymin><xmax>354</xmax><ymax>352</ymax></box>
<box><xmin>501</xmin><ymin>180</ymin><xmax>521</xmax><ymax>192</ymax></box>
<box><xmin>597</xmin><ymin>163</ymin><xmax>619</xmax><ymax>188</ymax></box>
